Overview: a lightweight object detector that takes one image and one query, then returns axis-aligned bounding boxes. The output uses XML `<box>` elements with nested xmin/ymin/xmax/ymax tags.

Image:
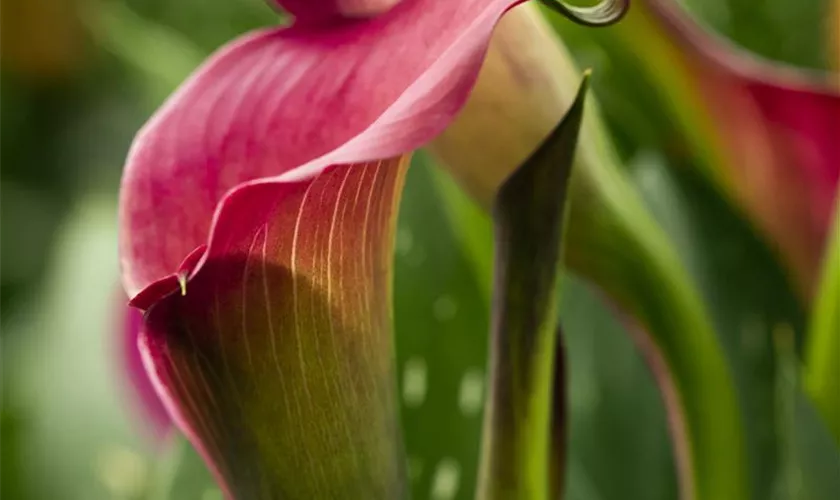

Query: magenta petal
<box><xmin>744</xmin><ymin>81</ymin><xmax>840</xmax><ymax>249</ymax></box>
<box><xmin>119</xmin><ymin>0</ymin><xmax>526</xmax><ymax>299</ymax></box>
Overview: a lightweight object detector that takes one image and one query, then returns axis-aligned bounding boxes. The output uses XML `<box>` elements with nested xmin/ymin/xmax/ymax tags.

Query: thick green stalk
<box><xmin>565</xmin><ymin>100</ymin><xmax>749</xmax><ymax>498</ymax></box>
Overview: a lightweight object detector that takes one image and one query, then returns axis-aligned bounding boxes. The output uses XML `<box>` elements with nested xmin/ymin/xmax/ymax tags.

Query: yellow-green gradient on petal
<box><xmin>140</xmin><ymin>158</ymin><xmax>410</xmax><ymax>499</ymax></box>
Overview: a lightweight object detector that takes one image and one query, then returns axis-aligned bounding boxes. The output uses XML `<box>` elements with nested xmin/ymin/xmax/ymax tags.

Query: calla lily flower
<box><xmin>119</xmin><ymin>0</ymin><xmax>625</xmax><ymax>496</ymax></box>
<box><xmin>586</xmin><ymin>0</ymin><xmax>840</xmax><ymax>299</ymax></box>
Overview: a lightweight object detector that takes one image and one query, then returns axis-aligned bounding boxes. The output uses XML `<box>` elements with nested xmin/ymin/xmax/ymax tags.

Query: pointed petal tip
<box><xmin>128</xmin><ymin>275</ymin><xmax>182</xmax><ymax>310</ymax></box>
<box><xmin>497</xmin><ymin>72</ymin><xmax>590</xmax><ymax>199</ymax></box>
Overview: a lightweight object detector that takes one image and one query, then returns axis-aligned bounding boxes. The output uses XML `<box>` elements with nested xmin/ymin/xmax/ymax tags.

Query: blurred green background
<box><xmin>0</xmin><ymin>0</ymin><xmax>837</xmax><ymax>499</ymax></box>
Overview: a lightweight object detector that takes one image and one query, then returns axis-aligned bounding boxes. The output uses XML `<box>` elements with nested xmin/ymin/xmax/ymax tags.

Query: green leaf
<box><xmin>0</xmin><ymin>406</ymin><xmax>31</xmax><ymax>499</ymax></box>
<box><xmin>775</xmin><ymin>329</ymin><xmax>840</xmax><ymax>500</ymax></box>
<box><xmin>394</xmin><ymin>157</ymin><xmax>491</xmax><ymax>500</ymax></box>
<box><xmin>564</xmin><ymin>135</ymin><xmax>749</xmax><ymax>498</ymax></box>
<box><xmin>405</xmin><ymin>152</ymin><xmax>678</xmax><ymax>500</ymax></box>
<box><xmin>420</xmin><ymin>136</ymin><xmax>687</xmax><ymax>500</ymax></box>
<box><xmin>628</xmin><ymin>153</ymin><xmax>798</xmax><ymax>500</ymax></box>
<box><xmin>560</xmin><ymin>274</ymin><xmax>678</xmax><ymax>500</ymax></box>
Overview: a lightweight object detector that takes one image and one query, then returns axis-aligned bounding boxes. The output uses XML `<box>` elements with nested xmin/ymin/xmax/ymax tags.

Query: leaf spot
<box><xmin>406</xmin><ymin>246</ymin><xmax>427</xmax><ymax>267</ymax></box>
<box><xmin>458</xmin><ymin>369</ymin><xmax>484</xmax><ymax>416</ymax></box>
<box><xmin>408</xmin><ymin>456</ymin><xmax>424</xmax><ymax>483</ymax></box>
<box><xmin>94</xmin><ymin>445</ymin><xmax>147</xmax><ymax>499</ymax></box>
<box><xmin>433</xmin><ymin>295</ymin><xmax>458</xmax><ymax>322</ymax></box>
<box><xmin>402</xmin><ymin>357</ymin><xmax>428</xmax><ymax>408</ymax></box>
<box><xmin>739</xmin><ymin>314</ymin><xmax>766</xmax><ymax>358</ymax></box>
<box><xmin>397</xmin><ymin>227</ymin><xmax>414</xmax><ymax>256</ymax></box>
<box><xmin>430</xmin><ymin>458</ymin><xmax>460</xmax><ymax>500</ymax></box>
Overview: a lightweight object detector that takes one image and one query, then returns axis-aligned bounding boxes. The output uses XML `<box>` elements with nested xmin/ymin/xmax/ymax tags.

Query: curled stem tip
<box><xmin>539</xmin><ymin>0</ymin><xmax>629</xmax><ymax>27</ymax></box>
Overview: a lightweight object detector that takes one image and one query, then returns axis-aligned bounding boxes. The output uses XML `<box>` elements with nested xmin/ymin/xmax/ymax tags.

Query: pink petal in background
<box><xmin>645</xmin><ymin>0</ymin><xmax>840</xmax><ymax>298</ymax></box>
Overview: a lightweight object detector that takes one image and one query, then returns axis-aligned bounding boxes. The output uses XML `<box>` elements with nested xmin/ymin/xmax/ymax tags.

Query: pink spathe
<box><xmin>119</xmin><ymin>0</ymin><xmax>529</xmax><ymax>304</ymax></box>
<box><xmin>119</xmin><ymin>0</ymin><xmax>536</xmax><ymax>494</ymax></box>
